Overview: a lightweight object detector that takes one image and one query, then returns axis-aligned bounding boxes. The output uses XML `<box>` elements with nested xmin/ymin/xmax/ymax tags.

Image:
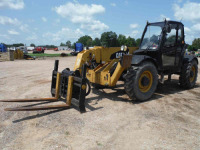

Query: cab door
<box><xmin>162</xmin><ymin>24</ymin><xmax>182</xmax><ymax>70</ymax></box>
<box><xmin>175</xmin><ymin>25</ymin><xmax>184</xmax><ymax>68</ymax></box>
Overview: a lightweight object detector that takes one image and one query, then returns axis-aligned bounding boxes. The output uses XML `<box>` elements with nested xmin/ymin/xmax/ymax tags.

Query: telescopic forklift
<box><xmin>0</xmin><ymin>20</ymin><xmax>198</xmax><ymax>112</ymax></box>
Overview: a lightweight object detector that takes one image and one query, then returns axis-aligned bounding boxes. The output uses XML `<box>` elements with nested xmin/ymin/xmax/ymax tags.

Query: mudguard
<box><xmin>183</xmin><ymin>55</ymin><xmax>198</xmax><ymax>64</ymax></box>
<box><xmin>131</xmin><ymin>55</ymin><xmax>157</xmax><ymax>66</ymax></box>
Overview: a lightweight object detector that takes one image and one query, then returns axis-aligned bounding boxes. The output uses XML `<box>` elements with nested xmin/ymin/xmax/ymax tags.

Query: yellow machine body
<box><xmin>74</xmin><ymin>47</ymin><xmax>138</xmax><ymax>87</ymax></box>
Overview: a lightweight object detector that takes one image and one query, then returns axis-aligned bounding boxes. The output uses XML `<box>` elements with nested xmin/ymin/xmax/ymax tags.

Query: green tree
<box><xmin>77</xmin><ymin>35</ymin><xmax>92</xmax><ymax>46</ymax></box>
<box><xmin>86</xmin><ymin>39</ymin><xmax>93</xmax><ymax>47</ymax></box>
<box><xmin>192</xmin><ymin>38</ymin><xmax>200</xmax><ymax>49</ymax></box>
<box><xmin>187</xmin><ymin>45</ymin><xmax>192</xmax><ymax>51</ymax></box>
<box><xmin>45</xmin><ymin>45</ymin><xmax>57</xmax><ymax>48</ymax></box>
<box><xmin>126</xmin><ymin>36</ymin><xmax>136</xmax><ymax>47</ymax></box>
<box><xmin>101</xmin><ymin>31</ymin><xmax>118</xmax><ymax>47</ymax></box>
<box><xmin>136</xmin><ymin>38</ymin><xmax>141</xmax><ymax>47</ymax></box>
<box><xmin>71</xmin><ymin>42</ymin><xmax>76</xmax><ymax>49</ymax></box>
<box><xmin>66</xmin><ymin>40</ymin><xmax>71</xmax><ymax>48</ymax></box>
<box><xmin>12</xmin><ymin>43</ymin><xmax>24</xmax><ymax>47</ymax></box>
<box><xmin>60</xmin><ymin>42</ymin><xmax>65</xmax><ymax>46</ymax></box>
<box><xmin>92</xmin><ymin>38</ymin><xmax>101</xmax><ymax>46</ymax></box>
<box><xmin>117</xmin><ymin>34</ymin><xmax>127</xmax><ymax>46</ymax></box>
<box><xmin>30</xmin><ymin>43</ymin><xmax>35</xmax><ymax>47</ymax></box>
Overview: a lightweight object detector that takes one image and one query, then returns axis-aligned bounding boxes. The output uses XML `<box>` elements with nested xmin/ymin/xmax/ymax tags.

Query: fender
<box><xmin>131</xmin><ymin>55</ymin><xmax>157</xmax><ymax>67</ymax></box>
<box><xmin>183</xmin><ymin>55</ymin><xmax>198</xmax><ymax>64</ymax></box>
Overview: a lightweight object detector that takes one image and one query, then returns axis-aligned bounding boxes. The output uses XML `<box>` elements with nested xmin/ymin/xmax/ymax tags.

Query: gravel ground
<box><xmin>0</xmin><ymin>57</ymin><xmax>200</xmax><ymax>150</ymax></box>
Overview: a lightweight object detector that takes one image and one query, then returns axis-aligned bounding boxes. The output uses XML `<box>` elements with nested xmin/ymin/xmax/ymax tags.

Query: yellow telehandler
<box><xmin>1</xmin><ymin>20</ymin><xmax>198</xmax><ymax>112</ymax></box>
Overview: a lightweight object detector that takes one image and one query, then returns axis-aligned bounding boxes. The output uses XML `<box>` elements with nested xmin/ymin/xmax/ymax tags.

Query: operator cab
<box><xmin>135</xmin><ymin>20</ymin><xmax>185</xmax><ymax>72</ymax></box>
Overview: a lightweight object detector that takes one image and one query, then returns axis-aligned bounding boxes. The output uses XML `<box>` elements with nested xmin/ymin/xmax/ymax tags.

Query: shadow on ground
<box><xmin>12</xmin><ymin>80</ymin><xmax>200</xmax><ymax>123</ymax></box>
<box><xmin>13</xmin><ymin>108</ymin><xmax>66</xmax><ymax>123</ymax></box>
<box><xmin>88</xmin><ymin>80</ymin><xmax>200</xmax><ymax>104</ymax></box>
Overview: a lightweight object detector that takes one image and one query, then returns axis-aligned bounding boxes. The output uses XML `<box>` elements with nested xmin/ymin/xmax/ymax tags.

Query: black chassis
<box><xmin>131</xmin><ymin>20</ymin><xmax>198</xmax><ymax>75</ymax></box>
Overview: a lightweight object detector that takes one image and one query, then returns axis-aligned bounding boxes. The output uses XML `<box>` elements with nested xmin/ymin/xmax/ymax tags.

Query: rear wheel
<box><xmin>124</xmin><ymin>62</ymin><xmax>158</xmax><ymax>101</ymax></box>
<box><xmin>179</xmin><ymin>60</ymin><xmax>198</xmax><ymax>88</ymax></box>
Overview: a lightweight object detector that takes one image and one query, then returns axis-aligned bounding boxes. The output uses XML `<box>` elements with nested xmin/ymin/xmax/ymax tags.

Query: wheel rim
<box><xmin>190</xmin><ymin>66</ymin><xmax>196</xmax><ymax>82</ymax></box>
<box><xmin>138</xmin><ymin>71</ymin><xmax>153</xmax><ymax>93</ymax></box>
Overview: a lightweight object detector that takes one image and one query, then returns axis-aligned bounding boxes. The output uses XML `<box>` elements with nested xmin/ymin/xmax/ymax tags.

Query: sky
<box><xmin>0</xmin><ymin>0</ymin><xmax>200</xmax><ymax>46</ymax></box>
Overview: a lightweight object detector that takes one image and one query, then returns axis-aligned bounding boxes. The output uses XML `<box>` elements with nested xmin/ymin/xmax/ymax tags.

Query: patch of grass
<box><xmin>28</xmin><ymin>53</ymin><xmax>62</xmax><ymax>57</ymax></box>
<box><xmin>96</xmin><ymin>141</ymin><xmax>103</xmax><ymax>146</ymax></box>
<box><xmin>65</xmin><ymin>131</ymin><xmax>70</xmax><ymax>136</ymax></box>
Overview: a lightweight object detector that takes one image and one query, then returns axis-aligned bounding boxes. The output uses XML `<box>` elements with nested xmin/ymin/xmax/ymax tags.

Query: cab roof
<box><xmin>148</xmin><ymin>20</ymin><xmax>184</xmax><ymax>27</ymax></box>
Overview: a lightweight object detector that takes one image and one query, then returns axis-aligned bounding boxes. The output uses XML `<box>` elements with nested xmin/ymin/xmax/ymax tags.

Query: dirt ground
<box><xmin>0</xmin><ymin>57</ymin><xmax>200</xmax><ymax>150</ymax></box>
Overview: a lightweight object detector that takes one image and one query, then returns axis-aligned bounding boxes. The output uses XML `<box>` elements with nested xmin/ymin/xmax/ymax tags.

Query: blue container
<box><xmin>0</xmin><ymin>44</ymin><xmax>7</xmax><ymax>52</ymax></box>
<box><xmin>75</xmin><ymin>43</ymin><xmax>83</xmax><ymax>52</ymax></box>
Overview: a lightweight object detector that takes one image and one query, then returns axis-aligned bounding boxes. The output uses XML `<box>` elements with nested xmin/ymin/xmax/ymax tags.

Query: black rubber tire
<box><xmin>179</xmin><ymin>60</ymin><xmax>198</xmax><ymax>88</ymax></box>
<box><xmin>124</xmin><ymin>61</ymin><xmax>158</xmax><ymax>101</ymax></box>
<box><xmin>85</xmin><ymin>79</ymin><xmax>91</xmax><ymax>96</ymax></box>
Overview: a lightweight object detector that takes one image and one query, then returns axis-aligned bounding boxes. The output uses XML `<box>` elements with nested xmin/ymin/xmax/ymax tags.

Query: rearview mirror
<box><xmin>163</xmin><ymin>24</ymin><xmax>171</xmax><ymax>33</ymax></box>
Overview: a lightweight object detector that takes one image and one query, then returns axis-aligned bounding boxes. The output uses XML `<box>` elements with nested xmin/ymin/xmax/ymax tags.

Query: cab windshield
<box><xmin>140</xmin><ymin>25</ymin><xmax>162</xmax><ymax>50</ymax></box>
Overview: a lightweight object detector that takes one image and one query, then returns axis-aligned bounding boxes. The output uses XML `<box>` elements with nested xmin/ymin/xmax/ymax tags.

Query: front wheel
<box><xmin>124</xmin><ymin>62</ymin><xmax>158</xmax><ymax>101</ymax></box>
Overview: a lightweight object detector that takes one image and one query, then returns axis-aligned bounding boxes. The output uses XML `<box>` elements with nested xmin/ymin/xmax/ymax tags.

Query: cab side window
<box><xmin>177</xmin><ymin>27</ymin><xmax>183</xmax><ymax>45</ymax></box>
<box><xmin>164</xmin><ymin>29</ymin><xmax>176</xmax><ymax>47</ymax></box>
